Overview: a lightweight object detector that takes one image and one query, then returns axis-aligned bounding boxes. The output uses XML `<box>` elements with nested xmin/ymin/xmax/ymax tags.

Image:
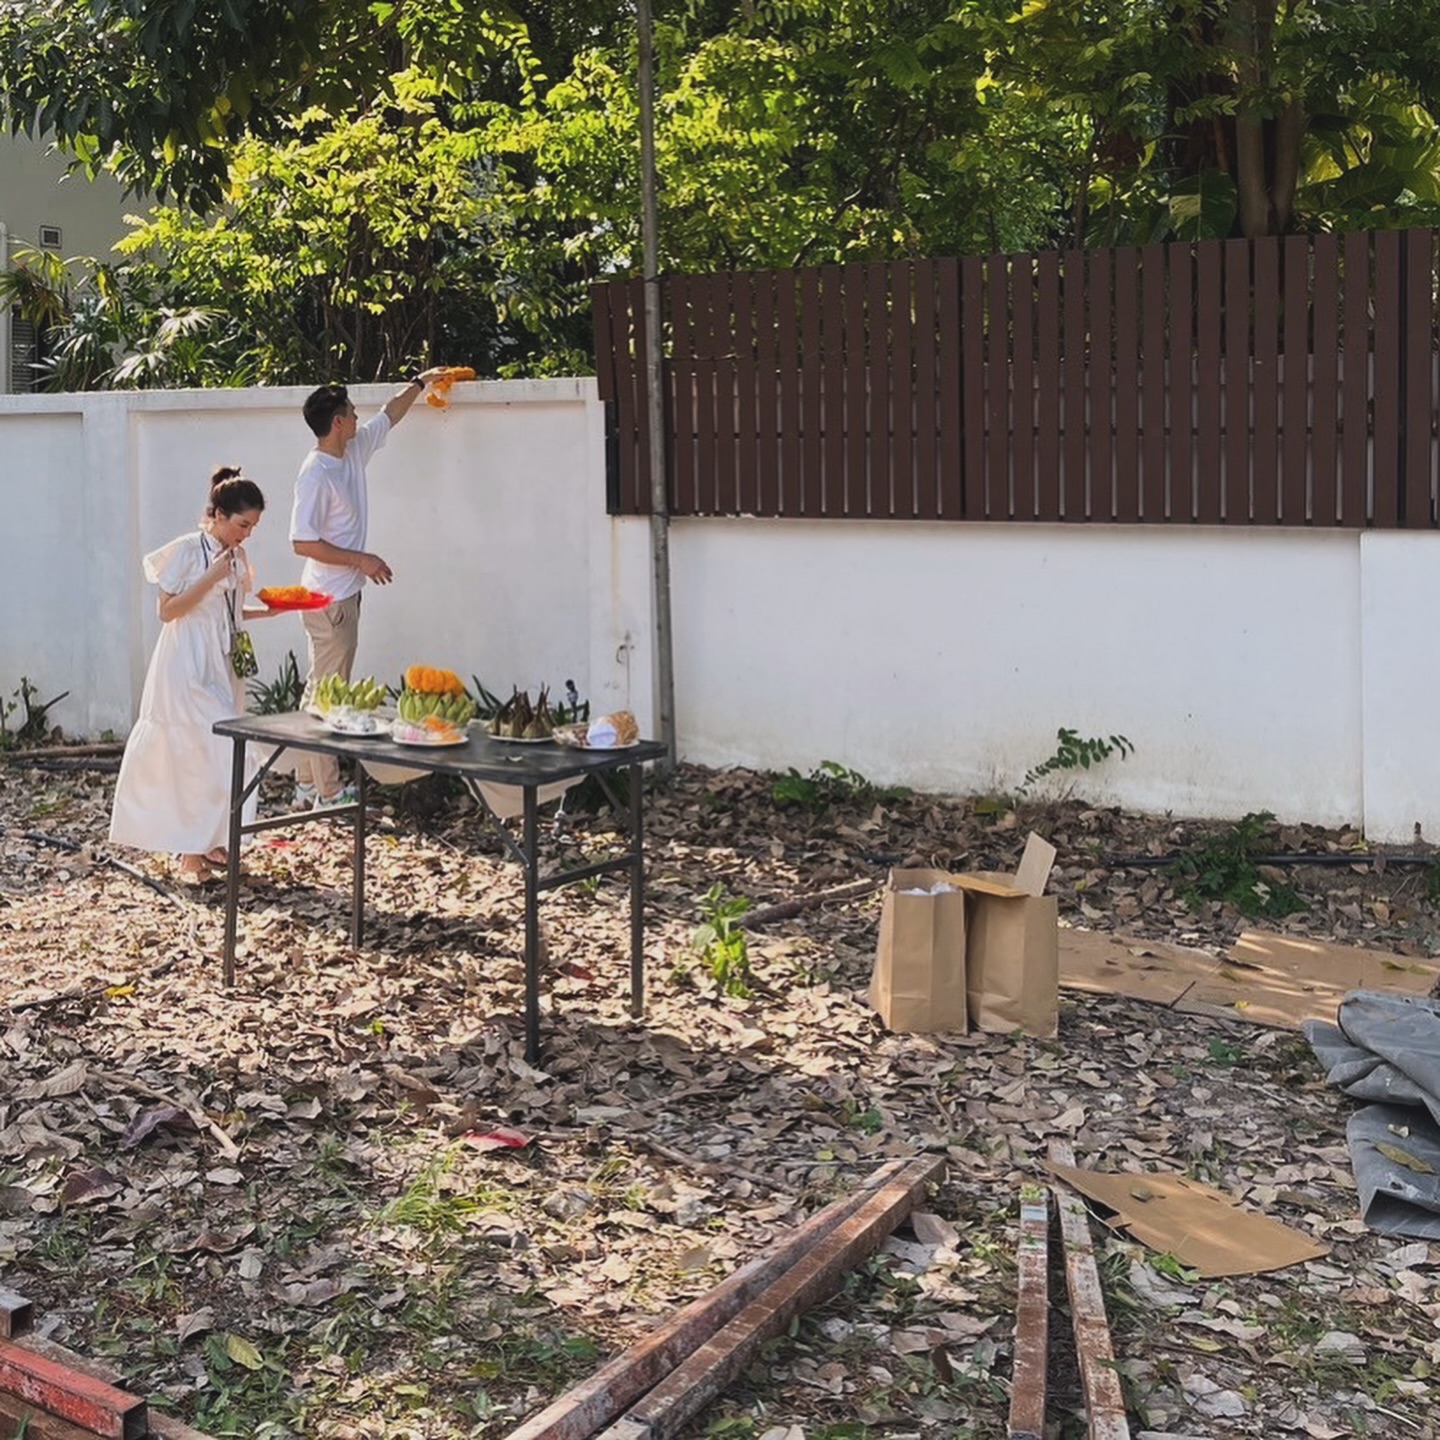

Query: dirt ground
<box><xmin>1</xmin><ymin>752</ymin><xmax>1438</xmax><ymax>1439</ymax></box>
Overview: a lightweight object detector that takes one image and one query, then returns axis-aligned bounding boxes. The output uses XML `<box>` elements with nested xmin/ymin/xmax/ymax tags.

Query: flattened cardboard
<box><xmin>1047</xmin><ymin>1161</ymin><xmax>1329</xmax><ymax>1278</ymax></box>
<box><xmin>963</xmin><ymin>833</ymin><xmax>1059</xmax><ymax>1037</ymax></box>
<box><xmin>869</xmin><ymin>868</ymin><xmax>968</xmax><ymax>1033</ymax></box>
<box><xmin>1060</xmin><ymin>928</ymin><xmax>1221</xmax><ymax>1005</ymax></box>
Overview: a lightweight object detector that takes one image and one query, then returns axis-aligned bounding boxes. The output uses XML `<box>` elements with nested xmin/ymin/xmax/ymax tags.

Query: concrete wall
<box><xmin>1</xmin><ymin>380</ymin><xmax>1436</xmax><ymax>841</ymax></box>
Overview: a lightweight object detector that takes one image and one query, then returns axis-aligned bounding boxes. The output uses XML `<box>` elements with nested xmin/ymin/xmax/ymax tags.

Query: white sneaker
<box><xmin>312</xmin><ymin>784</ymin><xmax>359</xmax><ymax>810</ymax></box>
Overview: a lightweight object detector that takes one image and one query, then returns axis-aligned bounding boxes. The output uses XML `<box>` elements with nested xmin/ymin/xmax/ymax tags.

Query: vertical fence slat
<box><xmin>1141</xmin><ymin>244</ymin><xmax>1167</xmax><ymax>520</ymax></box>
<box><xmin>670</xmin><ymin>277</ymin><xmax>698</xmax><ymax>516</ymax></box>
<box><xmin>806</xmin><ymin>267</ymin><xmax>830</xmax><ymax>517</ymax></box>
<box><xmin>1061</xmin><ymin>250</ymin><xmax>1087</xmax><ymax>520</ymax></box>
<box><xmin>691</xmin><ymin>275</ymin><xmax>720</xmax><ymax>514</ymax></box>
<box><xmin>913</xmin><ymin>260</ymin><xmax>940</xmax><ymax>519</ymax></box>
<box><xmin>893</xmin><ymin>262</ymin><xmax>917</xmax><ymax>518</ymax></box>
<box><xmin>1373</xmin><ymin>230</ymin><xmax>1402</xmax><ymax>528</ymax></box>
<box><xmin>1113</xmin><ymin>247</ymin><xmax>1139</xmax><ymax>521</ymax></box>
<box><xmin>712</xmin><ymin>274</ymin><xmax>739</xmax><ymax>514</ymax></box>
<box><xmin>987</xmin><ymin>254</ymin><xmax>1012</xmax><ymax>518</ymax></box>
<box><xmin>1403</xmin><ymin>229</ymin><xmax>1435</xmax><ymax>527</ymax></box>
<box><xmin>843</xmin><ymin>263</ymin><xmax>867</xmax><ymax>517</ymax></box>
<box><xmin>1035</xmin><ymin>252</ymin><xmax>1061</xmax><ymax>522</ymax></box>
<box><xmin>733</xmin><ymin>273</ymin><xmax>758</xmax><ymax>515</ymax></box>
<box><xmin>1281</xmin><ymin>235</ymin><xmax>1310</xmax><ymax>524</ymax></box>
<box><xmin>938</xmin><ymin>260</ymin><xmax>963</xmax><ymax>519</ymax></box>
<box><xmin>1252</xmin><ymin>238</ymin><xmax>1280</xmax><ymax>523</ymax></box>
<box><xmin>868</xmin><ymin>262</ymin><xmax>895</xmax><ymax>517</ymax></box>
<box><xmin>753</xmin><ymin>270</ymin><xmax>780</xmax><ymax>516</ymax></box>
<box><xmin>624</xmin><ymin>277</ymin><xmax>650</xmax><ymax>515</ymax></box>
<box><xmin>1223</xmin><ymin>239</ymin><xmax>1251</xmax><ymax>523</ymax></box>
<box><xmin>1341</xmin><ymin>232</ymin><xmax>1371</xmax><ymax>526</ymax></box>
<box><xmin>1090</xmin><ymin>248</ymin><xmax>1114</xmax><ymax>521</ymax></box>
<box><xmin>1012</xmin><ymin>254</ymin><xmax>1037</xmax><ymax>522</ymax></box>
<box><xmin>961</xmin><ymin>256</ymin><xmax>986</xmax><ymax>519</ymax></box>
<box><xmin>777</xmin><ymin>271</ymin><xmax>801</xmax><ymax>517</ymax></box>
<box><xmin>1196</xmin><ymin>244</ymin><xmax>1223</xmax><ymax>523</ymax></box>
<box><xmin>1310</xmin><ymin>235</ymin><xmax>1340</xmax><ymax>525</ymax></box>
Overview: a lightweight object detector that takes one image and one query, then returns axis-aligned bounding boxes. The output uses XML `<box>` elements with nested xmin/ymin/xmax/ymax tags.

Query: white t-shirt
<box><xmin>288</xmin><ymin>412</ymin><xmax>392</xmax><ymax>602</ymax></box>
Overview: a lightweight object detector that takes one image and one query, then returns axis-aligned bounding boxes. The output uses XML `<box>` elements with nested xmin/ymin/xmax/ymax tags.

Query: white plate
<box><xmin>391</xmin><ymin>723</ymin><xmax>468</xmax><ymax>748</ymax></box>
<box><xmin>552</xmin><ymin>724</ymin><xmax>639</xmax><ymax>751</ymax></box>
<box><xmin>321</xmin><ymin>717</ymin><xmax>390</xmax><ymax>739</ymax></box>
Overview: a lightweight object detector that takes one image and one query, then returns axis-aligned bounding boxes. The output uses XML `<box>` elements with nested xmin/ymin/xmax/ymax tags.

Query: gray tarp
<box><xmin>1304</xmin><ymin>990</ymin><xmax>1440</xmax><ymax>1240</ymax></box>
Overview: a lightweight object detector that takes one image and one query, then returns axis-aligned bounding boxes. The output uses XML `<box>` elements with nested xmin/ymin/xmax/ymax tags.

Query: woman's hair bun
<box><xmin>211</xmin><ymin>464</ymin><xmax>243</xmax><ymax>485</ymax></box>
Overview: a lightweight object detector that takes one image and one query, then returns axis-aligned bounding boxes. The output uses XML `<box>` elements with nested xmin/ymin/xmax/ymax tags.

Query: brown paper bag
<box><xmin>964</xmin><ymin>889</ymin><xmax>1059</xmax><ymax>1036</ymax></box>
<box><xmin>958</xmin><ymin>834</ymin><xmax>1059</xmax><ymax>1037</ymax></box>
<box><xmin>869</xmin><ymin>869</ymin><xmax>968</xmax><ymax>1033</ymax></box>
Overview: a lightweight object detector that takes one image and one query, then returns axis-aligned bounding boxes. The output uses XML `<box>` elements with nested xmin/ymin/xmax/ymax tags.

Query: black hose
<box><xmin>1109</xmin><ymin>852</ymin><xmax>1435</xmax><ymax>869</ymax></box>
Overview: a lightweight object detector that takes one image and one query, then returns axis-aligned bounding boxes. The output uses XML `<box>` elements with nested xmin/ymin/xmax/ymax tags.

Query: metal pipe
<box><xmin>1110</xmin><ymin>852</ymin><xmax>1434</xmax><ymax>869</ymax></box>
<box><xmin>637</xmin><ymin>0</ymin><xmax>677</xmax><ymax>776</ymax></box>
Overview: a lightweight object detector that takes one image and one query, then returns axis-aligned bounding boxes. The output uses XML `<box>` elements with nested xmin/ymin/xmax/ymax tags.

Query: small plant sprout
<box><xmin>1019</xmin><ymin>727</ymin><xmax>1134</xmax><ymax>795</ymax></box>
<box><xmin>691</xmin><ymin>883</ymin><xmax>754</xmax><ymax>997</ymax></box>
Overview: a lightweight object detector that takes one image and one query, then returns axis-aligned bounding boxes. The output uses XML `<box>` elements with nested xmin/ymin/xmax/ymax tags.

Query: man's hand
<box><xmin>358</xmin><ymin>552</ymin><xmax>394</xmax><ymax>585</ymax></box>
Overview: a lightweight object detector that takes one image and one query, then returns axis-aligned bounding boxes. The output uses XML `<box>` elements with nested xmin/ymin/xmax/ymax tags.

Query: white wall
<box><xmin>1</xmin><ymin>380</ymin><xmax>1437</xmax><ymax>841</ymax></box>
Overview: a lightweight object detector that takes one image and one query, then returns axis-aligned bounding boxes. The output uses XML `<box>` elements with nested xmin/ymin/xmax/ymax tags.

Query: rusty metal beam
<box><xmin>1048</xmin><ymin>1143</ymin><xmax>1131</xmax><ymax>1440</ymax></box>
<box><xmin>0</xmin><ymin>1390</ymin><xmax>102</xmax><ymax>1439</ymax></box>
<box><xmin>1008</xmin><ymin>1188</ymin><xmax>1050</xmax><ymax>1440</ymax></box>
<box><xmin>505</xmin><ymin>1158</ymin><xmax>919</xmax><ymax>1440</ymax></box>
<box><xmin>0</xmin><ymin>1340</ymin><xmax>147</xmax><ymax>1440</ymax></box>
<box><xmin>595</xmin><ymin>1155</ymin><xmax>945</xmax><ymax>1440</ymax></box>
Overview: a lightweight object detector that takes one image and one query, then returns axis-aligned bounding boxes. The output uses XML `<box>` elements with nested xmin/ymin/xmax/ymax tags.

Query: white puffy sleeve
<box><xmin>143</xmin><ymin>532</ymin><xmax>204</xmax><ymax>593</ymax></box>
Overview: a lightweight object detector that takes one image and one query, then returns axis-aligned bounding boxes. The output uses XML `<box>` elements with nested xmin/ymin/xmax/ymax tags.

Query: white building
<box><xmin>0</xmin><ymin>131</ymin><xmax>133</xmax><ymax>392</ymax></box>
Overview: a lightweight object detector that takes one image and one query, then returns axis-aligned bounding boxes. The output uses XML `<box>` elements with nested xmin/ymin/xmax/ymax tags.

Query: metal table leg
<box><xmin>352</xmin><ymin>764</ymin><xmax>368</xmax><ymax>946</ymax></box>
<box><xmin>629</xmin><ymin>759</ymin><xmax>645</xmax><ymax>1018</ymax></box>
<box><xmin>222</xmin><ymin>738</ymin><xmax>247</xmax><ymax>986</ymax></box>
<box><xmin>522</xmin><ymin>784</ymin><xmax>541</xmax><ymax>1063</ymax></box>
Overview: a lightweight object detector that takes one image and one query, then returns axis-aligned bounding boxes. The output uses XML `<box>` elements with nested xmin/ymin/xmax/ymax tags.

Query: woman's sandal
<box><xmin>176</xmin><ymin>856</ymin><xmax>219</xmax><ymax>887</ymax></box>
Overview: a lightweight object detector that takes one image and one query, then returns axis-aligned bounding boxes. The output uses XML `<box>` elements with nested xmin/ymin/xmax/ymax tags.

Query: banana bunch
<box><xmin>314</xmin><ymin>674</ymin><xmax>386</xmax><ymax>712</ymax></box>
<box><xmin>397</xmin><ymin>687</ymin><xmax>477</xmax><ymax>726</ymax></box>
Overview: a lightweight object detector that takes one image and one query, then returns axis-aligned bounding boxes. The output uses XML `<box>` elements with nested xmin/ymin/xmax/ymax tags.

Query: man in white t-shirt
<box><xmin>289</xmin><ymin>369</ymin><xmax>446</xmax><ymax>806</ymax></box>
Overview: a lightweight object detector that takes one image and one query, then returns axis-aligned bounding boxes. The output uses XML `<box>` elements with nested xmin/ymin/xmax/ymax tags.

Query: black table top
<box><xmin>214</xmin><ymin>710</ymin><xmax>668</xmax><ymax>784</ymax></box>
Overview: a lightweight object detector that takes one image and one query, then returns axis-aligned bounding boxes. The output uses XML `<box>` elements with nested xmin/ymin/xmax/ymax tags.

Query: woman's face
<box><xmin>212</xmin><ymin>507</ymin><xmax>262</xmax><ymax>548</ymax></box>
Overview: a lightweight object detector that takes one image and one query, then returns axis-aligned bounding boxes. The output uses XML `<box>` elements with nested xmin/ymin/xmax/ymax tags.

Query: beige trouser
<box><xmin>296</xmin><ymin>593</ymin><xmax>362</xmax><ymax>796</ymax></box>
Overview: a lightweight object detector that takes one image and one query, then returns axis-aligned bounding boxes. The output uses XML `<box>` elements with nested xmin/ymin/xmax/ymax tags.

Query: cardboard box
<box><xmin>954</xmin><ymin>832</ymin><xmax>1059</xmax><ymax>1037</ymax></box>
<box><xmin>869</xmin><ymin>868</ymin><xmax>969</xmax><ymax>1033</ymax></box>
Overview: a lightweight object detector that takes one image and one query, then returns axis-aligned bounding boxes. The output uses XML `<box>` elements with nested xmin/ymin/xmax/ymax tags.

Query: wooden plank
<box><xmin>1281</xmin><ymin>235</ymin><xmax>1311</xmax><ymax>524</ymax></box>
<box><xmin>1089</xmin><ymin>247</ymin><xmax>1114</xmax><ymax>521</ymax></box>
<box><xmin>1341</xmin><ymin>231</ymin><xmax>1371</xmax><ymax>526</ymax></box>
<box><xmin>692</xmin><ymin>275</ymin><xmax>722</xmax><ymax>515</ymax></box>
<box><xmin>810</xmin><ymin>266</ymin><xmax>835</xmax><ymax>518</ymax></box>
<box><xmin>732</xmin><ymin>271</ymin><xmax>758</xmax><ymax>515</ymax></box>
<box><xmin>937</xmin><ymin>259</ymin><xmax>963</xmax><ymax>519</ymax></box>
<box><xmin>506</xmin><ymin>1159</ymin><xmax>926</xmax><ymax>1440</ymax></box>
<box><xmin>1035</xmin><ymin>251</ymin><xmax>1061</xmax><ymax>522</ymax></box>
<box><xmin>868</xmin><ymin>261</ymin><xmax>895</xmax><ymax>517</ymax></box>
<box><xmin>913</xmin><ymin>259</ymin><xmax>940</xmax><ymax>519</ymax></box>
<box><xmin>1403</xmin><ymin>228</ymin><xmax>1435</xmax><ymax>528</ymax></box>
<box><xmin>1169</xmin><ymin>244</ymin><xmax>1196</xmax><ymax>520</ymax></box>
<box><xmin>1012</xmin><ymin>253</ymin><xmax>1038</xmax><ymax>521</ymax></box>
<box><xmin>1061</xmin><ymin>248</ymin><xmax>1087</xmax><ymax>520</ymax></box>
<box><xmin>1112</xmin><ymin>247</ymin><xmax>1139</xmax><ymax>522</ymax></box>
<box><xmin>752</xmin><ymin>269</ymin><xmax>780</xmax><ymax>516</ymax></box>
<box><xmin>1372</xmin><ymin>229</ymin><xmax>1402</xmax><ymax>527</ymax></box>
<box><xmin>961</xmin><ymin>255</ymin><xmax>987</xmax><ymax>518</ymax></box>
<box><xmin>1195</xmin><ymin>242</ymin><xmax>1223</xmax><ymax>523</ymax></box>
<box><xmin>987</xmin><ymin>253</ymin><xmax>1012</xmax><ymax>518</ymax></box>
<box><xmin>1007</xmin><ymin>1190</ymin><xmax>1050</xmax><ymax>1440</ymax></box>
<box><xmin>0</xmin><ymin>1339</ymin><xmax>147</xmax><ymax>1440</ymax></box>
<box><xmin>595</xmin><ymin>1156</ymin><xmax>945</xmax><ymax>1440</ymax></box>
<box><xmin>1223</xmin><ymin>238</ymin><xmax>1251</xmax><ymax>522</ymax></box>
<box><xmin>712</xmin><ymin>272</ymin><xmax>739</xmax><ymax>515</ymax></box>
<box><xmin>668</xmin><ymin>277</ymin><xmax>697</xmax><ymax>517</ymax></box>
<box><xmin>776</xmin><ymin>269</ymin><xmax>801</xmax><ymax>516</ymax></box>
<box><xmin>891</xmin><ymin>261</ymin><xmax>916</xmax><ymax>518</ymax></box>
<box><xmin>1048</xmin><ymin>1143</ymin><xmax>1131</xmax><ymax>1440</ymax></box>
<box><xmin>1312</xmin><ymin>233</ymin><xmax>1341</xmax><ymax>524</ymax></box>
<box><xmin>1252</xmin><ymin>236</ymin><xmax>1280</xmax><ymax>523</ymax></box>
<box><xmin>1139</xmin><ymin>245</ymin><xmax>1167</xmax><ymax>520</ymax></box>
<box><xmin>843</xmin><ymin>262</ymin><xmax>867</xmax><ymax>517</ymax></box>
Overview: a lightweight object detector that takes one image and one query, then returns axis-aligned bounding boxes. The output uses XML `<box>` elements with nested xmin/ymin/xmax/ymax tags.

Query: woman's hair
<box><xmin>206</xmin><ymin>465</ymin><xmax>266</xmax><ymax>518</ymax></box>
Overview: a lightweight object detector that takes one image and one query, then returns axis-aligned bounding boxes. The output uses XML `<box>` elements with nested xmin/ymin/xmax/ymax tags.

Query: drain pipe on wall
<box><xmin>637</xmin><ymin>0</ymin><xmax>677</xmax><ymax>776</ymax></box>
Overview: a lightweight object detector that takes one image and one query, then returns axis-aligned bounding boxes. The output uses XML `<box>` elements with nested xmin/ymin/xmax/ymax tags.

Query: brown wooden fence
<box><xmin>592</xmin><ymin>229</ymin><xmax>1440</xmax><ymax>526</ymax></box>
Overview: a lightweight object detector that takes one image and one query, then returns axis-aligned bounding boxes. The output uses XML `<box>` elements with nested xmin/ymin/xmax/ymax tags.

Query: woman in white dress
<box><xmin>110</xmin><ymin>468</ymin><xmax>267</xmax><ymax>882</ymax></box>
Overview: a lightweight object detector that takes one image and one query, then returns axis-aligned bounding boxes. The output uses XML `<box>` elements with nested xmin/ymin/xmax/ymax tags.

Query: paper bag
<box><xmin>869</xmin><ymin>869</ymin><xmax>968</xmax><ymax>1033</ymax></box>
<box><xmin>960</xmin><ymin>834</ymin><xmax>1059</xmax><ymax>1037</ymax></box>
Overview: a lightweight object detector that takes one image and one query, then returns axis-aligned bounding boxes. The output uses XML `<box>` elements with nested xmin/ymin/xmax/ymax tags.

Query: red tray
<box><xmin>256</xmin><ymin>591</ymin><xmax>333</xmax><ymax>612</ymax></box>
